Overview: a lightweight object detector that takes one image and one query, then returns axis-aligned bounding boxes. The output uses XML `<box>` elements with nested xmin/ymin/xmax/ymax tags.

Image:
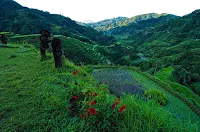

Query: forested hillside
<box><xmin>87</xmin><ymin>13</ymin><xmax>177</xmax><ymax>33</ymax></box>
<box><xmin>0</xmin><ymin>0</ymin><xmax>116</xmax><ymax>45</ymax></box>
<box><xmin>107</xmin><ymin>14</ymin><xmax>177</xmax><ymax>35</ymax></box>
<box><xmin>115</xmin><ymin>10</ymin><xmax>200</xmax><ymax>95</ymax></box>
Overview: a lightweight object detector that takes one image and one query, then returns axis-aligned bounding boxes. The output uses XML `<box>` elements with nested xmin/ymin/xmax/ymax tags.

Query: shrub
<box><xmin>144</xmin><ymin>89</ymin><xmax>168</xmax><ymax>106</ymax></box>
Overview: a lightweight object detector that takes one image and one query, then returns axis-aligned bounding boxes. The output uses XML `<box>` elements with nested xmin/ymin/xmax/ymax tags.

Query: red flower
<box><xmin>72</xmin><ymin>96</ymin><xmax>79</xmax><ymax>99</ymax></box>
<box><xmin>87</xmin><ymin>108</ymin><xmax>97</xmax><ymax>116</ymax></box>
<box><xmin>73</xmin><ymin>70</ymin><xmax>78</xmax><ymax>75</ymax></box>
<box><xmin>90</xmin><ymin>100</ymin><xmax>96</xmax><ymax>105</ymax></box>
<box><xmin>112</xmin><ymin>103</ymin><xmax>116</xmax><ymax>109</ymax></box>
<box><xmin>119</xmin><ymin>105</ymin><xmax>126</xmax><ymax>113</ymax></box>
<box><xmin>87</xmin><ymin>110</ymin><xmax>92</xmax><ymax>116</ymax></box>
<box><xmin>112</xmin><ymin>99</ymin><xmax>120</xmax><ymax>109</ymax></box>
<box><xmin>93</xmin><ymin>93</ymin><xmax>98</xmax><ymax>96</ymax></box>
<box><xmin>80</xmin><ymin>114</ymin><xmax>85</xmax><ymax>119</ymax></box>
<box><xmin>105</xmin><ymin>82</ymin><xmax>108</xmax><ymax>85</ymax></box>
<box><xmin>89</xmin><ymin>108</ymin><xmax>97</xmax><ymax>114</ymax></box>
<box><xmin>114</xmin><ymin>99</ymin><xmax>120</xmax><ymax>105</ymax></box>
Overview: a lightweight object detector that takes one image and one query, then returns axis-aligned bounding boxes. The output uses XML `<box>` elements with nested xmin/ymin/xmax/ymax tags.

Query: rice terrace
<box><xmin>1</xmin><ymin>0</ymin><xmax>200</xmax><ymax>131</ymax></box>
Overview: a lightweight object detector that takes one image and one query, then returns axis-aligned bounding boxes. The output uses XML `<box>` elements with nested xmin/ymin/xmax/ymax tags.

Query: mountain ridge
<box><xmin>0</xmin><ymin>0</ymin><xmax>116</xmax><ymax>45</ymax></box>
<box><xmin>87</xmin><ymin>13</ymin><xmax>178</xmax><ymax>32</ymax></box>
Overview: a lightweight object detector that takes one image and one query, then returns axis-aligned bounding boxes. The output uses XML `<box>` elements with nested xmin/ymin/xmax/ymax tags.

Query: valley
<box><xmin>0</xmin><ymin>0</ymin><xmax>200</xmax><ymax>131</ymax></box>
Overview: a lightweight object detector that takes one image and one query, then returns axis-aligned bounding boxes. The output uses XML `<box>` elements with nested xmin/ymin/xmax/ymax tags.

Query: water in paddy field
<box><xmin>92</xmin><ymin>69</ymin><xmax>145</xmax><ymax>96</ymax></box>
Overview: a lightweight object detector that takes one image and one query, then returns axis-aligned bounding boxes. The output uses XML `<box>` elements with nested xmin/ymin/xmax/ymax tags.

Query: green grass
<box><xmin>0</xmin><ymin>32</ymin><xmax>10</xmax><ymax>35</ymax></box>
<box><xmin>8</xmin><ymin>34</ymin><xmax>108</xmax><ymax>64</ymax></box>
<box><xmin>155</xmin><ymin>67</ymin><xmax>200</xmax><ymax>109</ymax></box>
<box><xmin>10</xmin><ymin>34</ymin><xmax>40</xmax><ymax>38</ymax></box>
<box><xmin>0</xmin><ymin>44</ymin><xmax>199</xmax><ymax>131</ymax></box>
<box><xmin>129</xmin><ymin>69</ymin><xmax>200</xmax><ymax>126</ymax></box>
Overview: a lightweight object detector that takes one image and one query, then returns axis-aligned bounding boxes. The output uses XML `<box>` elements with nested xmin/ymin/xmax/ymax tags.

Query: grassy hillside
<box><xmin>7</xmin><ymin>33</ymin><xmax>125</xmax><ymax>65</ymax></box>
<box><xmin>1</xmin><ymin>44</ymin><xmax>199</xmax><ymax>131</ymax></box>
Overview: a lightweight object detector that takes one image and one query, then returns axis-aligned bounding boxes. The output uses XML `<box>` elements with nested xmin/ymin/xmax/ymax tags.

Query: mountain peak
<box><xmin>0</xmin><ymin>0</ymin><xmax>23</xmax><ymax>12</ymax></box>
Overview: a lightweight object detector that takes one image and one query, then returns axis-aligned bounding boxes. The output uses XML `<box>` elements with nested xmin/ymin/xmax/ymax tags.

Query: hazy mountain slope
<box><xmin>0</xmin><ymin>0</ymin><xmax>116</xmax><ymax>45</ymax></box>
<box><xmin>108</xmin><ymin>15</ymin><xmax>178</xmax><ymax>35</ymax></box>
<box><xmin>87</xmin><ymin>17</ymin><xmax>127</xmax><ymax>31</ymax></box>
<box><xmin>87</xmin><ymin>13</ymin><xmax>177</xmax><ymax>32</ymax></box>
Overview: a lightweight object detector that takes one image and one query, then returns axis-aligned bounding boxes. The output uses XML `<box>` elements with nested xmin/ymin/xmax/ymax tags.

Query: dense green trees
<box><xmin>0</xmin><ymin>0</ymin><xmax>116</xmax><ymax>45</ymax></box>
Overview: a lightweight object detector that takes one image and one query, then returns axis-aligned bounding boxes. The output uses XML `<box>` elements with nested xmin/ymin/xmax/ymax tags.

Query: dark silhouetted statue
<box><xmin>51</xmin><ymin>38</ymin><xmax>63</xmax><ymax>68</ymax></box>
<box><xmin>40</xmin><ymin>30</ymin><xmax>51</xmax><ymax>60</ymax></box>
<box><xmin>0</xmin><ymin>34</ymin><xmax>7</xmax><ymax>44</ymax></box>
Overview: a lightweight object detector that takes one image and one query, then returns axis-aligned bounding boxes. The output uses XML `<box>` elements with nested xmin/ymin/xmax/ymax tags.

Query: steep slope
<box><xmin>0</xmin><ymin>0</ymin><xmax>116</xmax><ymax>45</ymax></box>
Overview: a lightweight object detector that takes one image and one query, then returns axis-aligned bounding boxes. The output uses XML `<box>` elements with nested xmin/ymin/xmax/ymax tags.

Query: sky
<box><xmin>14</xmin><ymin>0</ymin><xmax>200</xmax><ymax>22</ymax></box>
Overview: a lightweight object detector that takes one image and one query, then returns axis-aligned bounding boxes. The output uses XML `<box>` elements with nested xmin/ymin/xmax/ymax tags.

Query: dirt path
<box><xmin>92</xmin><ymin>68</ymin><xmax>145</xmax><ymax>96</ymax></box>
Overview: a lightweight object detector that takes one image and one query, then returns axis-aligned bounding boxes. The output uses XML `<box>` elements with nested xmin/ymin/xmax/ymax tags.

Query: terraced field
<box><xmin>8</xmin><ymin>34</ymin><xmax>108</xmax><ymax>64</ymax></box>
<box><xmin>92</xmin><ymin>68</ymin><xmax>144</xmax><ymax>96</ymax></box>
<box><xmin>92</xmin><ymin>68</ymin><xmax>200</xmax><ymax>127</ymax></box>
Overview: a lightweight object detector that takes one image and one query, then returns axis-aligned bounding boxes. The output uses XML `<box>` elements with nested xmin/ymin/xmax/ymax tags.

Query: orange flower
<box><xmin>90</xmin><ymin>100</ymin><xmax>96</xmax><ymax>105</ymax></box>
<box><xmin>119</xmin><ymin>105</ymin><xmax>126</xmax><ymax>113</ymax></box>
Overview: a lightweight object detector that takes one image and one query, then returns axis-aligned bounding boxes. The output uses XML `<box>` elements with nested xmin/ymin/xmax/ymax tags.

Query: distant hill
<box><xmin>108</xmin><ymin>14</ymin><xmax>178</xmax><ymax>35</ymax></box>
<box><xmin>87</xmin><ymin>17</ymin><xmax>127</xmax><ymax>31</ymax></box>
<box><xmin>87</xmin><ymin>13</ymin><xmax>177</xmax><ymax>33</ymax></box>
<box><xmin>0</xmin><ymin>0</ymin><xmax>116</xmax><ymax>45</ymax></box>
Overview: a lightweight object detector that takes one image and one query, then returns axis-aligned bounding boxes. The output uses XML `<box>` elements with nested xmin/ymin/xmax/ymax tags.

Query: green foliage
<box><xmin>1</xmin><ymin>44</ymin><xmax>199</xmax><ymax>131</ymax></box>
<box><xmin>172</xmin><ymin>66</ymin><xmax>200</xmax><ymax>86</ymax></box>
<box><xmin>129</xmin><ymin>68</ymin><xmax>200</xmax><ymax>120</ymax></box>
<box><xmin>0</xmin><ymin>0</ymin><xmax>116</xmax><ymax>45</ymax></box>
<box><xmin>155</xmin><ymin>67</ymin><xmax>200</xmax><ymax>109</ymax></box>
<box><xmin>117</xmin><ymin>95</ymin><xmax>198</xmax><ymax>132</ymax></box>
<box><xmin>144</xmin><ymin>89</ymin><xmax>168</xmax><ymax>106</ymax></box>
